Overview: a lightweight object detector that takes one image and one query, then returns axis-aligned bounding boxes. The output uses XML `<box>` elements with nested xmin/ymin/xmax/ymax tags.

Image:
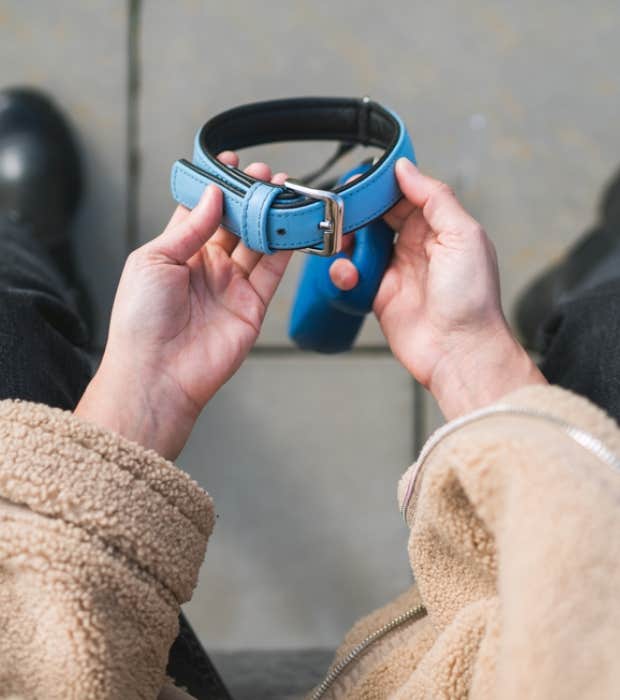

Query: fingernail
<box><xmin>272</xmin><ymin>172</ymin><xmax>288</xmax><ymax>185</ymax></box>
<box><xmin>198</xmin><ymin>184</ymin><xmax>218</xmax><ymax>207</ymax></box>
<box><xmin>217</xmin><ymin>150</ymin><xmax>237</xmax><ymax>165</ymax></box>
<box><xmin>396</xmin><ymin>157</ymin><xmax>417</xmax><ymax>174</ymax></box>
<box><xmin>345</xmin><ymin>173</ymin><xmax>362</xmax><ymax>184</ymax></box>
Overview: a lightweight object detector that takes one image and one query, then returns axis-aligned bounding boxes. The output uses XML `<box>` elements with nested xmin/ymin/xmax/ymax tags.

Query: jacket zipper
<box><xmin>401</xmin><ymin>402</ymin><xmax>620</xmax><ymax>521</ymax></box>
<box><xmin>310</xmin><ymin>604</ymin><xmax>427</xmax><ymax>700</ymax></box>
<box><xmin>313</xmin><ymin>403</ymin><xmax>620</xmax><ymax>699</ymax></box>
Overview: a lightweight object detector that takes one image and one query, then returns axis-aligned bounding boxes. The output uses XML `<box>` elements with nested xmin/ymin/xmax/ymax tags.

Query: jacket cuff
<box><xmin>485</xmin><ymin>383</ymin><xmax>620</xmax><ymax>446</ymax></box>
<box><xmin>0</xmin><ymin>399</ymin><xmax>214</xmax><ymax>603</ymax></box>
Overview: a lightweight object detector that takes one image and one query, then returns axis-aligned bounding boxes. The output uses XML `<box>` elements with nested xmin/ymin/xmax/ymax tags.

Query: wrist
<box><xmin>428</xmin><ymin>322</ymin><xmax>547</xmax><ymax>421</ymax></box>
<box><xmin>74</xmin><ymin>355</ymin><xmax>199</xmax><ymax>460</ymax></box>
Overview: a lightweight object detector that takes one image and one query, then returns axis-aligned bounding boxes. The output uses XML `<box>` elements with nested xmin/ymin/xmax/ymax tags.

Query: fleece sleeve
<box><xmin>398</xmin><ymin>385</ymin><xmax>620</xmax><ymax>700</ymax></box>
<box><xmin>0</xmin><ymin>400</ymin><xmax>214</xmax><ymax>700</ymax></box>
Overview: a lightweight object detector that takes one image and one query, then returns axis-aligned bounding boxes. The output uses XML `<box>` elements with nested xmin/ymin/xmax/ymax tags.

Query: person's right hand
<box><xmin>330</xmin><ymin>158</ymin><xmax>546</xmax><ymax>420</ymax></box>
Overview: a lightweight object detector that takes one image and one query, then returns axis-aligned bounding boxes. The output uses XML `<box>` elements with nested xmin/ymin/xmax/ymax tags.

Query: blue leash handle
<box><xmin>289</xmin><ymin>160</ymin><xmax>409</xmax><ymax>353</ymax></box>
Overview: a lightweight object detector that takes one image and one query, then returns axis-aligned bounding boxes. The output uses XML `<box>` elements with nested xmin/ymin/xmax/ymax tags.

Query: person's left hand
<box><xmin>76</xmin><ymin>153</ymin><xmax>291</xmax><ymax>459</ymax></box>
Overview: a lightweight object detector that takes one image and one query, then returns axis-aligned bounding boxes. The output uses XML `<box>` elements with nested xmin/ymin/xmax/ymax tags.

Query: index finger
<box><xmin>394</xmin><ymin>158</ymin><xmax>480</xmax><ymax>236</ymax></box>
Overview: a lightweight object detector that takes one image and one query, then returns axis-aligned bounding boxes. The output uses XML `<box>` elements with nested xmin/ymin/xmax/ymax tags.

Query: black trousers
<box><xmin>0</xmin><ymin>222</ymin><xmax>93</xmax><ymax>406</ymax></box>
<box><xmin>538</xmin><ymin>276</ymin><xmax>620</xmax><ymax>420</ymax></box>
<box><xmin>0</xmin><ymin>223</ymin><xmax>232</xmax><ymax>700</ymax></box>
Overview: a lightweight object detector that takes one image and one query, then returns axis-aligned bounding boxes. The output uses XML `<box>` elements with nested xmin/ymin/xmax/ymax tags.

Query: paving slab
<box><xmin>0</xmin><ymin>1</ymin><xmax>129</xmax><ymax>346</ymax></box>
<box><xmin>211</xmin><ymin>649</ymin><xmax>334</xmax><ymax>700</ymax></box>
<box><xmin>179</xmin><ymin>354</ymin><xmax>415</xmax><ymax>649</ymax></box>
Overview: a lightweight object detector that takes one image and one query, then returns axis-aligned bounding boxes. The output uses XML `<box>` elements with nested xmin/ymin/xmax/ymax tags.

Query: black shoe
<box><xmin>0</xmin><ymin>87</ymin><xmax>82</xmax><ymax>246</ymax></box>
<box><xmin>514</xmin><ymin>167</ymin><xmax>620</xmax><ymax>350</ymax></box>
<box><xmin>0</xmin><ymin>87</ymin><xmax>93</xmax><ymax>329</ymax></box>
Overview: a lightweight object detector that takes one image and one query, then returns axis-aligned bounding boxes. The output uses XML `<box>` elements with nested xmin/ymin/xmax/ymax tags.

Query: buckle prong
<box><xmin>283</xmin><ymin>179</ymin><xmax>344</xmax><ymax>256</ymax></box>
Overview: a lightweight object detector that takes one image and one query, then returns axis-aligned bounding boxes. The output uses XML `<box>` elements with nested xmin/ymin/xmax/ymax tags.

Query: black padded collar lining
<box><xmin>193</xmin><ymin>97</ymin><xmax>401</xmax><ymax>206</ymax></box>
<box><xmin>199</xmin><ymin>97</ymin><xmax>399</xmax><ymax>154</ymax></box>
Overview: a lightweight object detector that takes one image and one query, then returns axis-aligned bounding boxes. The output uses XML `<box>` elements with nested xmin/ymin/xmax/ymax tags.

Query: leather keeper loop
<box><xmin>241</xmin><ymin>181</ymin><xmax>282</xmax><ymax>254</ymax></box>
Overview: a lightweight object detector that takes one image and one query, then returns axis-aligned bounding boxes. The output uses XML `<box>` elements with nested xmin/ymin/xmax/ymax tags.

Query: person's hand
<box><xmin>75</xmin><ymin>153</ymin><xmax>292</xmax><ymax>459</ymax></box>
<box><xmin>330</xmin><ymin>158</ymin><xmax>546</xmax><ymax>420</ymax></box>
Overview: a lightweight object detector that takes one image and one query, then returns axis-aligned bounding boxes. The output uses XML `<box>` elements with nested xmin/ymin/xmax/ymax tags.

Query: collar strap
<box><xmin>170</xmin><ymin>97</ymin><xmax>415</xmax><ymax>255</ymax></box>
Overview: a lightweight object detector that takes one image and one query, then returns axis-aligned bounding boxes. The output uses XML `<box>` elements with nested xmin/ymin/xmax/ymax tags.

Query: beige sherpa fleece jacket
<box><xmin>1</xmin><ymin>385</ymin><xmax>619</xmax><ymax>699</ymax></box>
<box><xmin>311</xmin><ymin>384</ymin><xmax>620</xmax><ymax>699</ymax></box>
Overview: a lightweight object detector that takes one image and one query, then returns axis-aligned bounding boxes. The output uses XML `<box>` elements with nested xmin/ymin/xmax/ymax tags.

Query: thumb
<box><xmin>153</xmin><ymin>184</ymin><xmax>223</xmax><ymax>262</ymax></box>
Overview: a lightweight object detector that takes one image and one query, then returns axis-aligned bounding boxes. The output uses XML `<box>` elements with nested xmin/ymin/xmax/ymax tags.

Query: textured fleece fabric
<box><xmin>311</xmin><ymin>385</ymin><xmax>620</xmax><ymax>699</ymax></box>
<box><xmin>0</xmin><ymin>400</ymin><xmax>214</xmax><ymax>699</ymax></box>
<box><xmin>1</xmin><ymin>386</ymin><xmax>619</xmax><ymax>699</ymax></box>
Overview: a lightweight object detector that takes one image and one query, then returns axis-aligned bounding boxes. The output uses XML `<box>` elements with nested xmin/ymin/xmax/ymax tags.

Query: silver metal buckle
<box><xmin>283</xmin><ymin>179</ymin><xmax>344</xmax><ymax>256</ymax></box>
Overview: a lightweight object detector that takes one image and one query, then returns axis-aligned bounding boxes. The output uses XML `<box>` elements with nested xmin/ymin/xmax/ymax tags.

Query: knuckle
<box><xmin>176</xmin><ymin>215</ymin><xmax>203</xmax><ymax>245</ymax></box>
<box><xmin>125</xmin><ymin>249</ymin><xmax>142</xmax><ymax>267</ymax></box>
<box><xmin>184</xmin><ymin>219</ymin><xmax>201</xmax><ymax>241</ymax></box>
<box><xmin>469</xmin><ymin>223</ymin><xmax>486</xmax><ymax>241</ymax></box>
<box><xmin>260</xmin><ymin>255</ymin><xmax>280</xmax><ymax>278</ymax></box>
<box><xmin>125</xmin><ymin>246</ymin><xmax>154</xmax><ymax>272</ymax></box>
<box><xmin>435</xmin><ymin>181</ymin><xmax>455</xmax><ymax>199</ymax></box>
<box><xmin>425</xmin><ymin>182</ymin><xmax>456</xmax><ymax>217</ymax></box>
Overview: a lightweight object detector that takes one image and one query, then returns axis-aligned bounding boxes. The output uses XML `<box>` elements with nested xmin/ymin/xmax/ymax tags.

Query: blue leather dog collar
<box><xmin>170</xmin><ymin>97</ymin><xmax>415</xmax><ymax>255</ymax></box>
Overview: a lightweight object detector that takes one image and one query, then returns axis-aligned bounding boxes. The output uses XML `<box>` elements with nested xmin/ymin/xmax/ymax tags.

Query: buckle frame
<box><xmin>283</xmin><ymin>179</ymin><xmax>344</xmax><ymax>256</ymax></box>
